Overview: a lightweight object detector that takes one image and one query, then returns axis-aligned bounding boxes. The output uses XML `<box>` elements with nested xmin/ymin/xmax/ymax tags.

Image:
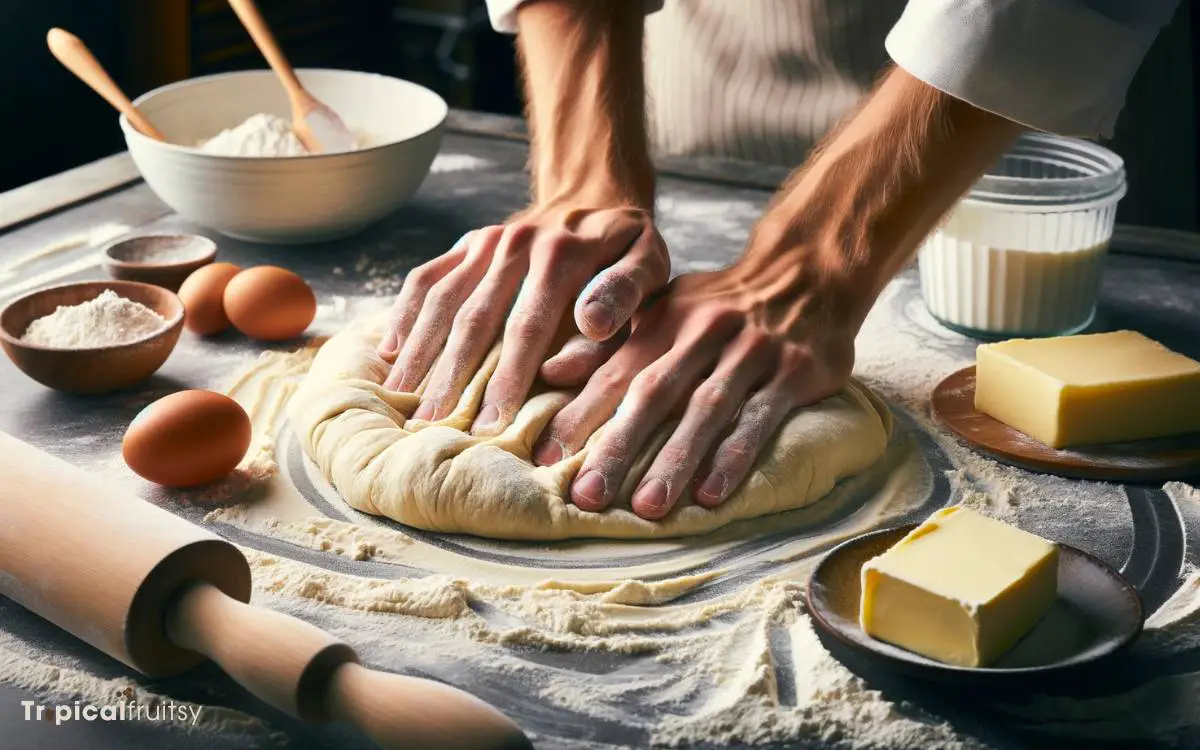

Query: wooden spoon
<box><xmin>47</xmin><ymin>28</ymin><xmax>166</xmax><ymax>141</ymax></box>
<box><xmin>227</xmin><ymin>0</ymin><xmax>357</xmax><ymax>154</ymax></box>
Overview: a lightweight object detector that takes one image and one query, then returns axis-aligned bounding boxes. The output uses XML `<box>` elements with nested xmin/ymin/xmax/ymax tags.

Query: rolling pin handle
<box><xmin>165</xmin><ymin>581</ymin><xmax>530</xmax><ymax>749</ymax></box>
<box><xmin>323</xmin><ymin>661</ymin><xmax>533</xmax><ymax>750</ymax></box>
<box><xmin>166</xmin><ymin>580</ymin><xmax>347</xmax><ymax>719</ymax></box>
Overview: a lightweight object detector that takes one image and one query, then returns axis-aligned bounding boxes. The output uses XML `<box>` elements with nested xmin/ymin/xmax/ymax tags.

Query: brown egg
<box><xmin>223</xmin><ymin>266</ymin><xmax>317</xmax><ymax>341</ymax></box>
<box><xmin>122</xmin><ymin>390</ymin><xmax>251</xmax><ymax>487</ymax></box>
<box><xmin>178</xmin><ymin>262</ymin><xmax>242</xmax><ymax>335</ymax></box>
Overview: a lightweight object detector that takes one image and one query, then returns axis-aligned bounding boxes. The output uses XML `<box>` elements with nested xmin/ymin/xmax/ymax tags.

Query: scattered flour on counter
<box><xmin>243</xmin><ymin>552</ymin><xmax>979</xmax><ymax>749</ymax></box>
<box><xmin>0</xmin><ymin>223</ymin><xmax>130</xmax><ymax>284</ymax></box>
<box><xmin>0</xmin><ymin>638</ymin><xmax>277</xmax><ymax>743</ymax></box>
<box><xmin>0</xmin><ymin>223</ymin><xmax>132</xmax><ymax>299</ymax></box>
<box><xmin>0</xmin><ymin>254</ymin><xmax>109</xmax><ymax>304</ymax></box>
<box><xmin>350</xmin><ymin>252</ymin><xmax>415</xmax><ymax>297</ymax></box>
<box><xmin>430</xmin><ymin>153</ymin><xmax>493</xmax><ymax>173</ymax></box>
<box><xmin>653</xmin><ymin>608</ymin><xmax>982</xmax><ymax>749</ymax></box>
<box><xmin>20</xmin><ymin>289</ymin><xmax>166</xmax><ymax>349</ymax></box>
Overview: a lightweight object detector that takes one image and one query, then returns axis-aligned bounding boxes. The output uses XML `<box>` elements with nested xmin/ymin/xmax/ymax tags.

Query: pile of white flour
<box><xmin>199</xmin><ymin>114</ymin><xmax>310</xmax><ymax>157</ymax></box>
<box><xmin>20</xmin><ymin>289</ymin><xmax>166</xmax><ymax>349</ymax></box>
<box><xmin>0</xmin><ymin>223</ymin><xmax>130</xmax><ymax>287</ymax></box>
<box><xmin>198</xmin><ymin>114</ymin><xmax>371</xmax><ymax>157</ymax></box>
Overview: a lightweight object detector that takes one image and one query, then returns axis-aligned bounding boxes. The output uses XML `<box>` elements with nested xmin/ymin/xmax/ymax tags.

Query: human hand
<box><xmin>376</xmin><ymin>0</ymin><xmax>664</xmax><ymax>432</ymax></box>
<box><xmin>526</xmin><ymin>62</ymin><xmax>1027</xmax><ymax>521</ymax></box>
<box><xmin>376</xmin><ymin>202</ymin><xmax>670</xmax><ymax>434</ymax></box>
<box><xmin>532</xmin><ymin>235</ymin><xmax>869</xmax><ymax>520</ymax></box>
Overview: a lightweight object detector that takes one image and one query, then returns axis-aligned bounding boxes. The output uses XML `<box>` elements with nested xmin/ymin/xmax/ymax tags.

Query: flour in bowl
<box><xmin>199</xmin><ymin>113</ymin><xmax>370</xmax><ymax>157</ymax></box>
<box><xmin>20</xmin><ymin>290</ymin><xmax>166</xmax><ymax>349</ymax></box>
<box><xmin>199</xmin><ymin>114</ymin><xmax>309</xmax><ymax>157</ymax></box>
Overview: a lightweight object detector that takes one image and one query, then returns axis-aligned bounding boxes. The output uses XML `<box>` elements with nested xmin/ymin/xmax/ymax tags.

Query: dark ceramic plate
<box><xmin>806</xmin><ymin>524</ymin><xmax>1145</xmax><ymax>686</ymax></box>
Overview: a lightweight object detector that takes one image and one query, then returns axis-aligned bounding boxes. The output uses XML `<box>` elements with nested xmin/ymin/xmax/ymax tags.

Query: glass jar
<box><xmin>918</xmin><ymin>133</ymin><xmax>1127</xmax><ymax>339</ymax></box>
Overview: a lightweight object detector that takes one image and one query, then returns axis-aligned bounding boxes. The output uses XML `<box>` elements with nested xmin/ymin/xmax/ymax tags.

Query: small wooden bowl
<box><xmin>0</xmin><ymin>281</ymin><xmax>184</xmax><ymax>395</ymax></box>
<box><xmin>103</xmin><ymin>233</ymin><xmax>217</xmax><ymax>291</ymax></box>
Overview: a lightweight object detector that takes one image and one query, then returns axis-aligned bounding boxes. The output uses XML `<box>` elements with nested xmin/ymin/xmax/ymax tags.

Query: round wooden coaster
<box><xmin>930</xmin><ymin>366</ymin><xmax>1200</xmax><ymax>483</ymax></box>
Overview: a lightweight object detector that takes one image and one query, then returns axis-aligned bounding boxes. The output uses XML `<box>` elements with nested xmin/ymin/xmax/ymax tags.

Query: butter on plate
<box><xmin>859</xmin><ymin>506</ymin><xmax>1059</xmax><ymax>668</ymax></box>
<box><xmin>974</xmin><ymin>330</ymin><xmax>1200</xmax><ymax>448</ymax></box>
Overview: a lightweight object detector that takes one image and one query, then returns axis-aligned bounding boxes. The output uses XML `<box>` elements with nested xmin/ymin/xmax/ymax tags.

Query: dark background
<box><xmin>0</xmin><ymin>0</ymin><xmax>1197</xmax><ymax>231</ymax></box>
<box><xmin>0</xmin><ymin>0</ymin><xmax>521</xmax><ymax>191</ymax></box>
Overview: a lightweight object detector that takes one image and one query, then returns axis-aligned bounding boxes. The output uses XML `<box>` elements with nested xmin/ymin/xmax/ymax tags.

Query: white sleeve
<box><xmin>886</xmin><ymin>0</ymin><xmax>1182</xmax><ymax>137</ymax></box>
<box><xmin>486</xmin><ymin>0</ymin><xmax>664</xmax><ymax>34</ymax></box>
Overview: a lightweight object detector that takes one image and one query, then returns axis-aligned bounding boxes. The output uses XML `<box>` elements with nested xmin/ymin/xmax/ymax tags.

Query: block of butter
<box><xmin>975</xmin><ymin>330</ymin><xmax>1200</xmax><ymax>448</ymax></box>
<box><xmin>860</xmin><ymin>506</ymin><xmax>1058</xmax><ymax>668</ymax></box>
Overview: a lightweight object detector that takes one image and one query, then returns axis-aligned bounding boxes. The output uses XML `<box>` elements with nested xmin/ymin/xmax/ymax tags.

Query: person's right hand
<box><xmin>376</xmin><ymin>202</ymin><xmax>670</xmax><ymax>436</ymax></box>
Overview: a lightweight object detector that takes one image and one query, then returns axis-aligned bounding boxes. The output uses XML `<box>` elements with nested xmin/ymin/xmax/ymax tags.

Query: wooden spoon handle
<box><xmin>46</xmin><ymin>28</ymin><xmax>165</xmax><ymax>141</ymax></box>
<box><xmin>226</xmin><ymin>0</ymin><xmax>311</xmax><ymax>107</ymax></box>
<box><xmin>166</xmin><ymin>581</ymin><xmax>530</xmax><ymax>749</ymax></box>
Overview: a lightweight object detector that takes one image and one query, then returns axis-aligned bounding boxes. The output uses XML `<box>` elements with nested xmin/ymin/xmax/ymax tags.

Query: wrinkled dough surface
<box><xmin>291</xmin><ymin>315</ymin><xmax>893</xmax><ymax>541</ymax></box>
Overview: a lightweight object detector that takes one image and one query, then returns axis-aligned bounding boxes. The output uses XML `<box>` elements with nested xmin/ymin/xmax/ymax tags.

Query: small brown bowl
<box><xmin>0</xmin><ymin>281</ymin><xmax>184</xmax><ymax>395</ymax></box>
<box><xmin>103</xmin><ymin>233</ymin><xmax>217</xmax><ymax>291</ymax></box>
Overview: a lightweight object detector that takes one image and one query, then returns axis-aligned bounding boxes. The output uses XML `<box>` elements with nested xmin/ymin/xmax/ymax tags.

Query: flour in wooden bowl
<box><xmin>20</xmin><ymin>289</ymin><xmax>166</xmax><ymax>349</ymax></box>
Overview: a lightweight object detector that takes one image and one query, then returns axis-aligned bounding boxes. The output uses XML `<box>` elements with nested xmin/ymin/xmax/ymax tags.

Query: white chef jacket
<box><xmin>484</xmin><ymin>0</ymin><xmax>1181</xmax><ymax>165</ymax></box>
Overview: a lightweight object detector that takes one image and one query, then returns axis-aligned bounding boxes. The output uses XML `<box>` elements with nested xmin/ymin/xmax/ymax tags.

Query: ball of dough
<box><xmin>290</xmin><ymin>315</ymin><xmax>894</xmax><ymax>541</ymax></box>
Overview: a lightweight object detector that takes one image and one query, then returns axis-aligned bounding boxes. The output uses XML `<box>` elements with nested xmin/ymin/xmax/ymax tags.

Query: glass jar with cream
<box><xmin>918</xmin><ymin>134</ymin><xmax>1127</xmax><ymax>339</ymax></box>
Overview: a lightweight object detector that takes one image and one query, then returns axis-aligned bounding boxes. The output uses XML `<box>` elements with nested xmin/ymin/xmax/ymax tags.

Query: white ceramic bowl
<box><xmin>122</xmin><ymin>69</ymin><xmax>448</xmax><ymax>244</ymax></box>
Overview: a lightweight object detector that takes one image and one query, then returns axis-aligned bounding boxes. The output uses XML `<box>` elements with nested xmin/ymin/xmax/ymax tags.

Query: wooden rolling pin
<box><xmin>0</xmin><ymin>431</ymin><xmax>530</xmax><ymax>750</ymax></box>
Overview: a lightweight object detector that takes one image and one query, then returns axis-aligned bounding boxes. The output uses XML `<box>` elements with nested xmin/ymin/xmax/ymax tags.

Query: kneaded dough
<box><xmin>291</xmin><ymin>315</ymin><xmax>892</xmax><ymax>541</ymax></box>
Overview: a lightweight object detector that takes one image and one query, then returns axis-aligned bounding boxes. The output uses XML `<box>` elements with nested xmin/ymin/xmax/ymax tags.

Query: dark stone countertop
<box><xmin>1</xmin><ymin>111</ymin><xmax>1199</xmax><ymax>749</ymax></box>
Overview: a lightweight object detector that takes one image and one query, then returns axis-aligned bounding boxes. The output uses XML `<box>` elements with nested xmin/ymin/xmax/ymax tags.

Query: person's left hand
<box><xmin>531</xmin><ymin>234</ymin><xmax>871</xmax><ymax>520</ymax></box>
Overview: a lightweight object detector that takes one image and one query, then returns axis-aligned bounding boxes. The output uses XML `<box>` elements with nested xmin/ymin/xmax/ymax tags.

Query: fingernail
<box><xmin>633</xmin><ymin>479</ymin><xmax>669</xmax><ymax>513</ymax></box>
<box><xmin>413</xmin><ymin>400</ymin><xmax>436</xmax><ymax>421</ymax></box>
<box><xmin>581</xmin><ymin>301</ymin><xmax>615</xmax><ymax>336</ymax></box>
<box><xmin>378</xmin><ymin>332</ymin><xmax>398</xmax><ymax>357</ymax></box>
<box><xmin>533</xmin><ymin>437</ymin><xmax>565</xmax><ymax>466</ymax></box>
<box><xmin>572</xmin><ymin>471</ymin><xmax>609</xmax><ymax>509</ymax></box>
<box><xmin>697</xmin><ymin>472</ymin><xmax>727</xmax><ymax>504</ymax></box>
<box><xmin>473</xmin><ymin>404</ymin><xmax>500</xmax><ymax>432</ymax></box>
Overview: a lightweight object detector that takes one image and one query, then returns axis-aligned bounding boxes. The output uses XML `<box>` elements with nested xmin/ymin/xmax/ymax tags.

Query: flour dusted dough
<box><xmin>291</xmin><ymin>315</ymin><xmax>892</xmax><ymax>541</ymax></box>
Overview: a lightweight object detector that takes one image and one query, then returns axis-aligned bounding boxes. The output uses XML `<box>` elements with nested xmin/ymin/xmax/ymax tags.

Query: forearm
<box><xmin>516</xmin><ymin>0</ymin><xmax>654</xmax><ymax>211</ymax></box>
<box><xmin>752</xmin><ymin>66</ymin><xmax>1024</xmax><ymax>325</ymax></box>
